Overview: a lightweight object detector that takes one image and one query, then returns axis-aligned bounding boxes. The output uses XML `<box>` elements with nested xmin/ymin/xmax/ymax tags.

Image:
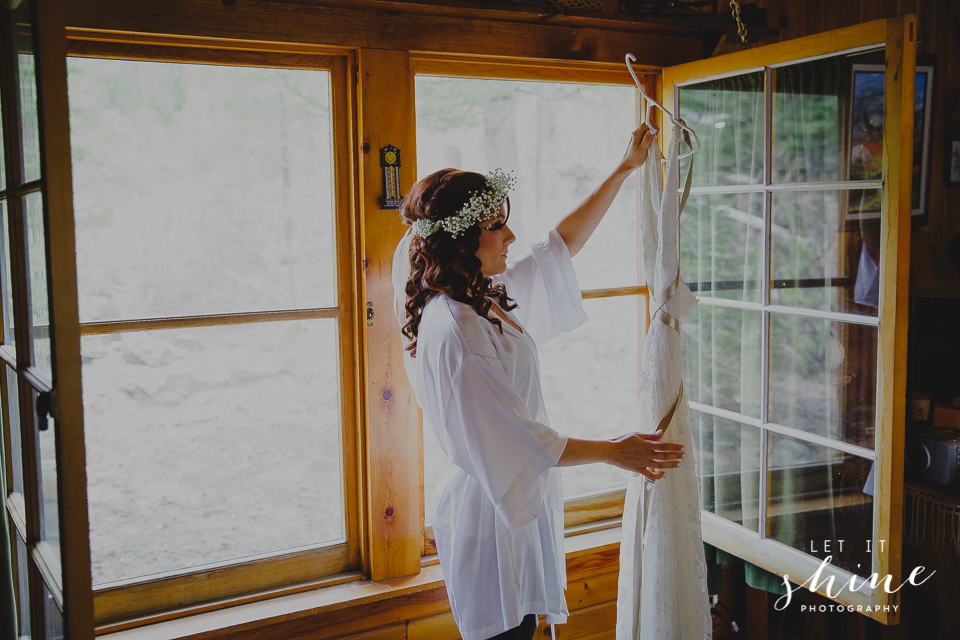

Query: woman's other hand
<box><xmin>617</xmin><ymin>123</ymin><xmax>658</xmax><ymax>173</ymax></box>
<box><xmin>610</xmin><ymin>430</ymin><xmax>684</xmax><ymax>481</ymax></box>
<box><xmin>556</xmin><ymin>431</ymin><xmax>685</xmax><ymax>482</ymax></box>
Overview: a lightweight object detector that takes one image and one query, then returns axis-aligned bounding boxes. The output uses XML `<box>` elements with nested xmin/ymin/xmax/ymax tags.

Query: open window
<box><xmin>2</xmin><ymin>0</ymin><xmax>94</xmax><ymax>637</ymax></box>
<box><xmin>662</xmin><ymin>16</ymin><xmax>915</xmax><ymax>622</ymax></box>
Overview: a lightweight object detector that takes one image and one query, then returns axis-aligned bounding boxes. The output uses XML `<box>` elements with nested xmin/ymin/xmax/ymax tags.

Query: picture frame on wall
<box><xmin>946</xmin><ymin>138</ymin><xmax>960</xmax><ymax>186</ymax></box>
<box><xmin>847</xmin><ymin>64</ymin><xmax>935</xmax><ymax>219</ymax></box>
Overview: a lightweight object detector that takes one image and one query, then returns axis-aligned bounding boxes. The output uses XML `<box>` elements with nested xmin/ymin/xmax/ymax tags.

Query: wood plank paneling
<box><xmin>333</xmin><ymin>624</ymin><xmax>408</xmax><ymax>640</ymax></box>
<box><xmin>407</xmin><ymin>612</ymin><xmax>461</xmax><ymax>640</ymax></box>
<box><xmin>535</xmin><ymin>601</ymin><xmax>617</xmax><ymax>639</ymax></box>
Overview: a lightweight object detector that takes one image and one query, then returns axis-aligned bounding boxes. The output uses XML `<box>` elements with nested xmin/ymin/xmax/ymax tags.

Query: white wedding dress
<box><xmin>616</xmin><ymin>123</ymin><xmax>712</xmax><ymax>640</ymax></box>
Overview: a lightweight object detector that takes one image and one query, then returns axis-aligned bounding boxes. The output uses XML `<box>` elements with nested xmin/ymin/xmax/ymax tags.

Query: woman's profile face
<box><xmin>475</xmin><ymin>202</ymin><xmax>515</xmax><ymax>277</ymax></box>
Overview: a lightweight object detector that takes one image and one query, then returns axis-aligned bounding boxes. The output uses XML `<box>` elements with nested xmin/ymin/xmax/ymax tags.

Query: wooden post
<box><xmin>357</xmin><ymin>48</ymin><xmax>422</xmax><ymax>581</ymax></box>
<box><xmin>873</xmin><ymin>13</ymin><xmax>917</xmax><ymax>626</ymax></box>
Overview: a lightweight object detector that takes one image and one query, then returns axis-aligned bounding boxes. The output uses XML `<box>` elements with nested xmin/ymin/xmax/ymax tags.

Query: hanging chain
<box><xmin>729</xmin><ymin>0</ymin><xmax>749</xmax><ymax>48</ymax></box>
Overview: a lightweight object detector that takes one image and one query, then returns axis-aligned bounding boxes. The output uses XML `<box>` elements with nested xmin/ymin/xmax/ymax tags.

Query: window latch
<box><xmin>367</xmin><ymin>302</ymin><xmax>375</xmax><ymax>327</ymax></box>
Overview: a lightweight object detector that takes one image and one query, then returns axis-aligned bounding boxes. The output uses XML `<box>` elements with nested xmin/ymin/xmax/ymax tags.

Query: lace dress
<box><xmin>616</xmin><ymin>123</ymin><xmax>712</xmax><ymax>640</ymax></box>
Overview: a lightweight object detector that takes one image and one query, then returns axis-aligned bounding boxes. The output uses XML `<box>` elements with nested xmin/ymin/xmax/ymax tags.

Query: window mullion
<box><xmin>759</xmin><ymin>65</ymin><xmax>773</xmax><ymax>542</ymax></box>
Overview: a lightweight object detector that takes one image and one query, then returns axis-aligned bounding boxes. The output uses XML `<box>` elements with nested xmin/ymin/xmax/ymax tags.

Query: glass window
<box><xmin>1</xmin><ymin>201</ymin><xmax>14</xmax><ymax>346</ymax></box>
<box><xmin>15</xmin><ymin>0</ymin><xmax>41</xmax><ymax>183</ymax></box>
<box><xmin>678</xmin><ymin>72</ymin><xmax>764</xmax><ymax>188</ymax></box>
<box><xmin>771</xmin><ymin>189</ymin><xmax>882</xmax><ymax>317</ymax></box>
<box><xmin>676</xmin><ymin>45</ymin><xmax>888</xmax><ymax>582</ymax></box>
<box><xmin>540</xmin><ymin>295</ymin><xmax>639</xmax><ymax>498</ymax></box>
<box><xmin>5</xmin><ymin>366</ymin><xmax>22</xmax><ymax>494</ymax></box>
<box><xmin>415</xmin><ymin>76</ymin><xmax>640</xmax><ymax>291</ymax></box>
<box><xmin>767</xmin><ymin>431</ymin><xmax>874</xmax><ymax>577</ymax></box>
<box><xmin>67</xmin><ymin>58</ymin><xmax>337</xmax><ymax>322</ymax></box>
<box><xmin>23</xmin><ymin>193</ymin><xmax>50</xmax><ymax>379</ymax></box>
<box><xmin>82</xmin><ymin>322</ymin><xmax>342</xmax><ymax>584</ymax></box>
<box><xmin>67</xmin><ymin>57</ymin><xmax>348</xmax><ymax>586</ymax></box>
<box><xmin>693</xmin><ymin>412</ymin><xmax>760</xmax><ymax>532</ymax></box>
<box><xmin>37</xmin><ymin>386</ymin><xmax>60</xmax><ymax>570</ymax></box>
<box><xmin>15</xmin><ymin>532</ymin><xmax>30</xmax><ymax>638</ymax></box>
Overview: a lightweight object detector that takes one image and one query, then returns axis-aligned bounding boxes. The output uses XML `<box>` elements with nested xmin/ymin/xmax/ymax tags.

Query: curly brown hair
<box><xmin>400</xmin><ymin>168</ymin><xmax>518</xmax><ymax>357</ymax></box>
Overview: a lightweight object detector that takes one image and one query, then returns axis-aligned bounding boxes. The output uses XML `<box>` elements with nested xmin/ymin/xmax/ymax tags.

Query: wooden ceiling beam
<box><xmin>65</xmin><ymin>0</ymin><xmax>705</xmax><ymax>68</ymax></box>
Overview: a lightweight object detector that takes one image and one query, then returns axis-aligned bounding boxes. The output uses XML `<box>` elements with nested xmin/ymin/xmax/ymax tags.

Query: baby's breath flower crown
<box><xmin>412</xmin><ymin>169</ymin><xmax>516</xmax><ymax>239</ymax></box>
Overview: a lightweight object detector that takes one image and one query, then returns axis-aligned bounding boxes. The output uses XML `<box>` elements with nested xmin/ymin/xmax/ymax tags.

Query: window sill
<box><xmin>98</xmin><ymin>526</ymin><xmax>623</xmax><ymax>640</ymax></box>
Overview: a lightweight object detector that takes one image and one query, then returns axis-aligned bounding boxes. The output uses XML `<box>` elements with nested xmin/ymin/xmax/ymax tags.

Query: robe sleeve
<box><xmin>498</xmin><ymin>227</ymin><xmax>588</xmax><ymax>345</ymax></box>
<box><xmin>447</xmin><ymin>351</ymin><xmax>568</xmax><ymax>530</ymax></box>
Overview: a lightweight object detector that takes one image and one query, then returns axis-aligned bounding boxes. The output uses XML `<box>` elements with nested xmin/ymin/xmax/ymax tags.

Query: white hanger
<box><xmin>625</xmin><ymin>53</ymin><xmax>701</xmax><ymax>160</ymax></box>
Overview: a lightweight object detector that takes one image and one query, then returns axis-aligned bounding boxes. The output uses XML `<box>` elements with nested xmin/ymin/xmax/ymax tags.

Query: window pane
<box><xmin>677</xmin><ymin>71</ymin><xmax>764</xmax><ymax>188</ymax></box>
<box><xmin>415</xmin><ymin>76</ymin><xmax>641</xmax><ymax>290</ymax></box>
<box><xmin>767</xmin><ymin>432</ymin><xmax>874</xmax><ymax>578</ymax></box>
<box><xmin>67</xmin><ymin>59</ymin><xmax>337</xmax><ymax>322</ymax></box>
<box><xmin>1</xmin><ymin>200</ymin><xmax>15</xmax><ymax>346</ymax></box>
<box><xmin>771</xmin><ymin>189</ymin><xmax>881</xmax><ymax>317</ymax></box>
<box><xmin>693</xmin><ymin>411</ymin><xmax>760</xmax><ymax>532</ymax></box>
<box><xmin>15</xmin><ymin>532</ymin><xmax>30</xmax><ymax>638</ymax></box>
<box><xmin>542</xmin><ymin>295</ymin><xmax>639</xmax><ymax>499</ymax></box>
<box><xmin>15</xmin><ymin>0</ymin><xmax>41</xmax><ymax>183</ymax></box>
<box><xmin>683</xmin><ymin>305</ymin><xmax>761</xmax><ymax>419</ymax></box>
<box><xmin>82</xmin><ymin>320</ymin><xmax>343</xmax><ymax>584</ymax></box>
<box><xmin>23</xmin><ymin>193</ymin><xmax>50</xmax><ymax>380</ymax></box>
<box><xmin>37</xmin><ymin>387</ymin><xmax>60</xmax><ymax>571</ymax></box>
<box><xmin>43</xmin><ymin>585</ymin><xmax>64</xmax><ymax>640</ymax></box>
<box><xmin>768</xmin><ymin>314</ymin><xmax>877</xmax><ymax>450</ymax></box>
<box><xmin>773</xmin><ymin>55</ymin><xmax>857</xmax><ymax>183</ymax></box>
<box><xmin>6</xmin><ymin>366</ymin><xmax>23</xmax><ymax>494</ymax></box>
<box><xmin>681</xmin><ymin>192</ymin><xmax>763</xmax><ymax>304</ymax></box>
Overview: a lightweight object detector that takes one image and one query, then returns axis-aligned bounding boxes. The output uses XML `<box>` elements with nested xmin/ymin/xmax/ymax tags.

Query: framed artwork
<box><xmin>847</xmin><ymin>64</ymin><xmax>935</xmax><ymax>219</ymax></box>
<box><xmin>946</xmin><ymin>138</ymin><xmax>960</xmax><ymax>186</ymax></box>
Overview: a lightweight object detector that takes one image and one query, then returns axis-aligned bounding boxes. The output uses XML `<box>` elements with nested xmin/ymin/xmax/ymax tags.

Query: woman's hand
<box><xmin>556</xmin><ymin>431</ymin><xmax>685</xmax><ymax>481</ymax></box>
<box><xmin>617</xmin><ymin>123</ymin><xmax>659</xmax><ymax>174</ymax></box>
<box><xmin>609</xmin><ymin>430</ymin><xmax>684</xmax><ymax>481</ymax></box>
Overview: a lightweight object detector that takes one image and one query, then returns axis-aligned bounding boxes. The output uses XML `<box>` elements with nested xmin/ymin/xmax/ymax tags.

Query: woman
<box><xmin>392</xmin><ymin>124</ymin><xmax>685</xmax><ymax>640</ymax></box>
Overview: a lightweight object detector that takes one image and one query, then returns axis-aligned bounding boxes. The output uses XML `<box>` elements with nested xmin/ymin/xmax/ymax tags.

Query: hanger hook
<box><xmin>625</xmin><ymin>52</ymin><xmax>701</xmax><ymax>159</ymax></box>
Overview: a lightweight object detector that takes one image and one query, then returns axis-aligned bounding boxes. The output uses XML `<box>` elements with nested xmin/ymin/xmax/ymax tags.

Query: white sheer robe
<box><xmin>616</xmin><ymin>124</ymin><xmax>712</xmax><ymax>640</ymax></box>
<box><xmin>408</xmin><ymin>229</ymin><xmax>588</xmax><ymax>640</ymax></box>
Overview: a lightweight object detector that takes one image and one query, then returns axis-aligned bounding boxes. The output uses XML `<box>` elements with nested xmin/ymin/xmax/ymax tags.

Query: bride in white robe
<box><xmin>393</xmin><ymin>125</ymin><xmax>685</xmax><ymax>640</ymax></box>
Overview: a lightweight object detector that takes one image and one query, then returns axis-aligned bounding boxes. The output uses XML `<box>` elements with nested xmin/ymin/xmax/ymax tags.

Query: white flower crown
<box><xmin>412</xmin><ymin>169</ymin><xmax>516</xmax><ymax>239</ymax></box>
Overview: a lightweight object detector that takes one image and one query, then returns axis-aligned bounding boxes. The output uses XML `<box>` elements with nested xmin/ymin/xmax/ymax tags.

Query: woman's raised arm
<box><xmin>554</xmin><ymin>124</ymin><xmax>658</xmax><ymax>258</ymax></box>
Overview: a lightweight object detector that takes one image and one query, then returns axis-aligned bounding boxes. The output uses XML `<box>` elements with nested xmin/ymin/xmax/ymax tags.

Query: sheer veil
<box><xmin>392</xmin><ymin>226</ymin><xmax>417</xmax><ymax>384</ymax></box>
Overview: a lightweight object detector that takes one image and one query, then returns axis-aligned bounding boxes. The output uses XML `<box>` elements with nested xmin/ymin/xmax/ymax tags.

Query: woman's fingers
<box><xmin>639</xmin><ymin>468</ymin><xmax>666</xmax><ymax>481</ymax></box>
<box><xmin>652</xmin><ymin>458</ymin><xmax>682</xmax><ymax>468</ymax></box>
<box><xmin>620</xmin><ymin>124</ymin><xmax>659</xmax><ymax>171</ymax></box>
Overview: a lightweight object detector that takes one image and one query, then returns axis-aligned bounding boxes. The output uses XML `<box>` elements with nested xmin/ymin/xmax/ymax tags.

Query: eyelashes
<box><xmin>484</xmin><ymin>221</ymin><xmax>506</xmax><ymax>231</ymax></box>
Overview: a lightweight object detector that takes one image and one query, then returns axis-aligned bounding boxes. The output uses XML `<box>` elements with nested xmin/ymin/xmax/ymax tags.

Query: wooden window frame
<box><xmin>661</xmin><ymin>16</ymin><xmax>915</xmax><ymax>624</ymax></box>
<box><xmin>60</xmin><ymin>39</ymin><xmax>364</xmax><ymax>629</ymax></box>
<box><xmin>410</xmin><ymin>55</ymin><xmax>657</xmax><ymax>557</ymax></box>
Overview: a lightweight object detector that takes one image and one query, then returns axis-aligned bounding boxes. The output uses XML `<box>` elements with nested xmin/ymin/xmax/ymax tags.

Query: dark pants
<box><xmin>486</xmin><ymin>614</ymin><xmax>538</xmax><ymax>640</ymax></box>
